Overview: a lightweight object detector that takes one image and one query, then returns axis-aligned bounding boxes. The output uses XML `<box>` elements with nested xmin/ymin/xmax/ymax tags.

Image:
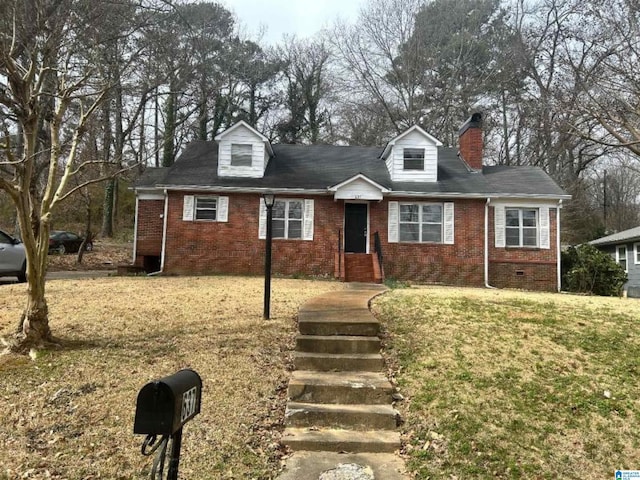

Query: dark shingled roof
<box><xmin>135</xmin><ymin>140</ymin><xmax>568</xmax><ymax>198</ymax></box>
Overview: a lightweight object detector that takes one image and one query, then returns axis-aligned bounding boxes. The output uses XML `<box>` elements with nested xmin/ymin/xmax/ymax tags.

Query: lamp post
<box><xmin>263</xmin><ymin>192</ymin><xmax>276</xmax><ymax>319</ymax></box>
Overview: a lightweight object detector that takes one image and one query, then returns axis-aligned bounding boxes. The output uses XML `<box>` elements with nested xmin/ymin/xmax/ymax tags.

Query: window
<box><xmin>635</xmin><ymin>243</ymin><xmax>640</xmax><ymax>265</ymax></box>
<box><xmin>399</xmin><ymin>203</ymin><xmax>442</xmax><ymax>243</ymax></box>
<box><xmin>505</xmin><ymin>208</ymin><xmax>538</xmax><ymax>247</ymax></box>
<box><xmin>403</xmin><ymin>148</ymin><xmax>424</xmax><ymax>170</ymax></box>
<box><xmin>231</xmin><ymin>143</ymin><xmax>252</xmax><ymax>167</ymax></box>
<box><xmin>616</xmin><ymin>245</ymin><xmax>628</xmax><ymax>272</ymax></box>
<box><xmin>273</xmin><ymin>200</ymin><xmax>303</xmax><ymax>239</ymax></box>
<box><xmin>195</xmin><ymin>197</ymin><xmax>217</xmax><ymax>221</ymax></box>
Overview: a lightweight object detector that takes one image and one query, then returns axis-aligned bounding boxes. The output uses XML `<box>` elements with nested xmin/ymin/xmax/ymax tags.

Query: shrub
<box><xmin>562</xmin><ymin>244</ymin><xmax>627</xmax><ymax>296</ymax></box>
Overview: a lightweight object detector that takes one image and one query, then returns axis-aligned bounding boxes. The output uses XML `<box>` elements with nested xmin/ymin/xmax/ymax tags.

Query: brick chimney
<box><xmin>458</xmin><ymin>112</ymin><xmax>483</xmax><ymax>170</ymax></box>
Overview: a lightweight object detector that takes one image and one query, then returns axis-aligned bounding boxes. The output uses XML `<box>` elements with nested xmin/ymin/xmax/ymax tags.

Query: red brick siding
<box><xmin>135</xmin><ymin>200</ymin><xmax>164</xmax><ymax>264</ymax></box>
<box><xmin>163</xmin><ymin>192</ymin><xmax>342</xmax><ymax>276</ymax></box>
<box><xmin>459</xmin><ymin>127</ymin><xmax>483</xmax><ymax>169</ymax></box>
<box><xmin>136</xmin><ymin>192</ymin><xmax>559</xmax><ymax>291</ymax></box>
<box><xmin>370</xmin><ymin>198</ymin><xmax>485</xmax><ymax>286</ymax></box>
<box><xmin>488</xmin><ymin>207</ymin><xmax>558</xmax><ymax>291</ymax></box>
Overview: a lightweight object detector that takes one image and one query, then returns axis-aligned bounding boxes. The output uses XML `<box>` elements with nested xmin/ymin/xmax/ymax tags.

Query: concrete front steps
<box><xmin>281</xmin><ymin>286</ymin><xmax>401</xmax><ymax>454</ymax></box>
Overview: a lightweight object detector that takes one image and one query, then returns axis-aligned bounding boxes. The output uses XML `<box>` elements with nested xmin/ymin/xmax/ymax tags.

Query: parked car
<box><xmin>48</xmin><ymin>231</ymin><xmax>93</xmax><ymax>254</ymax></box>
<box><xmin>0</xmin><ymin>229</ymin><xmax>26</xmax><ymax>282</ymax></box>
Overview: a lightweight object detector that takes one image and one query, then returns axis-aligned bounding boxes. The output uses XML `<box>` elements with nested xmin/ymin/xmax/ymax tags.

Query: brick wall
<box><xmin>488</xmin><ymin>207</ymin><xmax>558</xmax><ymax>291</ymax></box>
<box><xmin>163</xmin><ymin>192</ymin><xmax>342</xmax><ymax>276</ymax></box>
<box><xmin>370</xmin><ymin>198</ymin><xmax>485</xmax><ymax>286</ymax></box>
<box><xmin>459</xmin><ymin>113</ymin><xmax>483</xmax><ymax>170</ymax></box>
<box><xmin>137</xmin><ymin>192</ymin><xmax>559</xmax><ymax>291</ymax></box>
<box><xmin>135</xmin><ymin>200</ymin><xmax>164</xmax><ymax>263</ymax></box>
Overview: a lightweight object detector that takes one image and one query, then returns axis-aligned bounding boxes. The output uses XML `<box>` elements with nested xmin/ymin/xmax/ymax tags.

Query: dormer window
<box><xmin>231</xmin><ymin>143</ymin><xmax>252</xmax><ymax>167</ymax></box>
<box><xmin>403</xmin><ymin>148</ymin><xmax>424</xmax><ymax>170</ymax></box>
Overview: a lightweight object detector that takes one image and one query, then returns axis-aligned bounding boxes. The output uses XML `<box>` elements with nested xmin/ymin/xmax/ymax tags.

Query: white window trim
<box><xmin>398</xmin><ymin>202</ymin><xmax>444</xmax><ymax>244</ymax></box>
<box><xmin>634</xmin><ymin>242</ymin><xmax>640</xmax><ymax>265</ymax></box>
<box><xmin>505</xmin><ymin>207</ymin><xmax>539</xmax><ymax>248</ymax></box>
<box><xmin>273</xmin><ymin>199</ymin><xmax>304</xmax><ymax>240</ymax></box>
<box><xmin>183</xmin><ymin>195</ymin><xmax>228</xmax><ymax>222</ymax></box>
<box><xmin>230</xmin><ymin>143</ymin><xmax>252</xmax><ymax>167</ymax></box>
<box><xmin>258</xmin><ymin>198</ymin><xmax>314</xmax><ymax>241</ymax></box>
<box><xmin>403</xmin><ymin>147</ymin><xmax>425</xmax><ymax>171</ymax></box>
<box><xmin>194</xmin><ymin>196</ymin><xmax>218</xmax><ymax>221</ymax></box>
<box><xmin>616</xmin><ymin>244</ymin><xmax>628</xmax><ymax>272</ymax></box>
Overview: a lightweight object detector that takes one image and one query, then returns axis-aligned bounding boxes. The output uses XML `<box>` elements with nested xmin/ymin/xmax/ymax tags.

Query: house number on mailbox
<box><xmin>181</xmin><ymin>386</ymin><xmax>198</xmax><ymax>423</ymax></box>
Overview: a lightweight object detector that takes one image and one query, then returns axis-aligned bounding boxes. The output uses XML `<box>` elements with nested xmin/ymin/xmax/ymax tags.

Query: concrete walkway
<box><xmin>277</xmin><ymin>284</ymin><xmax>408</xmax><ymax>480</ymax></box>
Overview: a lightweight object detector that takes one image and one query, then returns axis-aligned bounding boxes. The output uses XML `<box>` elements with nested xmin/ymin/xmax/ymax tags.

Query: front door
<box><xmin>344</xmin><ymin>203</ymin><xmax>368</xmax><ymax>253</ymax></box>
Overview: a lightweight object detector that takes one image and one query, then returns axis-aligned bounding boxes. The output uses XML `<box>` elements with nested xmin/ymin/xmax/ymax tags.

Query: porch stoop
<box><xmin>281</xmin><ymin>286</ymin><xmax>401</xmax><ymax>454</ymax></box>
<box><xmin>342</xmin><ymin>253</ymin><xmax>383</xmax><ymax>284</ymax></box>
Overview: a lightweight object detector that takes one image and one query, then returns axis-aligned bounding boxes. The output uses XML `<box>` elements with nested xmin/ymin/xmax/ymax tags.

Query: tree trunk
<box><xmin>101</xmin><ymin>178</ymin><xmax>115</xmax><ymax>237</ymax></box>
<box><xmin>8</xmin><ymin>188</ymin><xmax>54</xmax><ymax>353</ymax></box>
<box><xmin>162</xmin><ymin>89</ymin><xmax>176</xmax><ymax>167</ymax></box>
<box><xmin>100</xmin><ymin>96</ymin><xmax>114</xmax><ymax>238</ymax></box>
<box><xmin>12</xmin><ymin>276</ymin><xmax>53</xmax><ymax>353</ymax></box>
<box><xmin>77</xmin><ymin>197</ymin><xmax>92</xmax><ymax>264</ymax></box>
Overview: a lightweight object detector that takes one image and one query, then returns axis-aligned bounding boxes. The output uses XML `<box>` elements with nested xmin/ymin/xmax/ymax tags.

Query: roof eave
<box><xmin>328</xmin><ymin>173</ymin><xmax>390</xmax><ymax>193</ymax></box>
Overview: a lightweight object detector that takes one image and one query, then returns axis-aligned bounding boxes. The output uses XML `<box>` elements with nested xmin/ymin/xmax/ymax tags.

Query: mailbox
<box><xmin>134</xmin><ymin>369</ymin><xmax>202</xmax><ymax>435</ymax></box>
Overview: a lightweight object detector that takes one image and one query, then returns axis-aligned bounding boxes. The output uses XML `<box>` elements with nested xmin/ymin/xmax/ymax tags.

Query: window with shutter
<box><xmin>259</xmin><ymin>199</ymin><xmax>313</xmax><ymax>240</ymax></box>
<box><xmin>389</xmin><ymin>202</ymin><xmax>452</xmax><ymax>244</ymax></box>
<box><xmin>183</xmin><ymin>195</ymin><xmax>229</xmax><ymax>222</ymax></box>
<box><xmin>498</xmin><ymin>206</ymin><xmax>551</xmax><ymax>249</ymax></box>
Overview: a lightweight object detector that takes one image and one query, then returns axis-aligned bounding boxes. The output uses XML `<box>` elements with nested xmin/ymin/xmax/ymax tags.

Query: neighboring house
<box><xmin>590</xmin><ymin>226</ymin><xmax>640</xmax><ymax>297</ymax></box>
<box><xmin>133</xmin><ymin>113</ymin><xmax>570</xmax><ymax>291</ymax></box>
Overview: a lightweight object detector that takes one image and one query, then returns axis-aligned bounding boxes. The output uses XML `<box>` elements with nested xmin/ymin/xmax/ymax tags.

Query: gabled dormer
<box><xmin>380</xmin><ymin>125</ymin><xmax>443</xmax><ymax>182</ymax></box>
<box><xmin>214</xmin><ymin>120</ymin><xmax>274</xmax><ymax>178</ymax></box>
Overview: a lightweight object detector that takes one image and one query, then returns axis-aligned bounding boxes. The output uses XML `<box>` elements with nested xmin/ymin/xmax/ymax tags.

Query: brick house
<box><xmin>133</xmin><ymin>113</ymin><xmax>570</xmax><ymax>291</ymax></box>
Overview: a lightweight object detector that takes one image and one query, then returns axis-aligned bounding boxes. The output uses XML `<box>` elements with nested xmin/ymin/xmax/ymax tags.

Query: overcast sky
<box><xmin>221</xmin><ymin>0</ymin><xmax>365</xmax><ymax>45</ymax></box>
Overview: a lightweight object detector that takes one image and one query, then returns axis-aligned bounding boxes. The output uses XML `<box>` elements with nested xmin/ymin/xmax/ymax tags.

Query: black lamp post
<box><xmin>263</xmin><ymin>192</ymin><xmax>276</xmax><ymax>319</ymax></box>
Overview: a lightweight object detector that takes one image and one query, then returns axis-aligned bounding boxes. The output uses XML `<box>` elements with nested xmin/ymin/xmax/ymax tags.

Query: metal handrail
<box><xmin>337</xmin><ymin>229</ymin><xmax>342</xmax><ymax>278</ymax></box>
<box><xmin>374</xmin><ymin>231</ymin><xmax>383</xmax><ymax>274</ymax></box>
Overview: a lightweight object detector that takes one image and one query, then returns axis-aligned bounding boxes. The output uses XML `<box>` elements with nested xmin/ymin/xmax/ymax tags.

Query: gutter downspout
<box><xmin>557</xmin><ymin>200</ymin><xmax>563</xmax><ymax>292</ymax></box>
<box><xmin>132</xmin><ymin>195</ymin><xmax>139</xmax><ymax>263</ymax></box>
<box><xmin>484</xmin><ymin>197</ymin><xmax>497</xmax><ymax>289</ymax></box>
<box><xmin>160</xmin><ymin>189</ymin><xmax>168</xmax><ymax>273</ymax></box>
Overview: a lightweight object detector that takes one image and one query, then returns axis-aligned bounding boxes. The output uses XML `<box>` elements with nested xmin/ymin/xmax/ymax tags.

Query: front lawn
<box><xmin>372</xmin><ymin>287</ymin><xmax>640</xmax><ymax>479</ymax></box>
<box><xmin>0</xmin><ymin>276</ymin><xmax>344</xmax><ymax>480</ymax></box>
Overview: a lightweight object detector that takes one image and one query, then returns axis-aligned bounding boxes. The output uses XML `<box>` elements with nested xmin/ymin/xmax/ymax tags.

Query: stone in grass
<box><xmin>318</xmin><ymin>463</ymin><xmax>374</xmax><ymax>480</ymax></box>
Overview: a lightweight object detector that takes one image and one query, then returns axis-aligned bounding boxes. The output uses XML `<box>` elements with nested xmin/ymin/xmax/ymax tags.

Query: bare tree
<box><xmin>331</xmin><ymin>0</ymin><xmax>425</xmax><ymax>138</ymax></box>
<box><xmin>0</xmin><ymin>0</ymin><xmax>167</xmax><ymax>354</ymax></box>
<box><xmin>275</xmin><ymin>36</ymin><xmax>333</xmax><ymax>144</ymax></box>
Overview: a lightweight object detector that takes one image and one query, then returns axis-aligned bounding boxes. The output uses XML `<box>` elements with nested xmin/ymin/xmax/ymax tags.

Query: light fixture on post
<box><xmin>262</xmin><ymin>192</ymin><xmax>276</xmax><ymax>319</ymax></box>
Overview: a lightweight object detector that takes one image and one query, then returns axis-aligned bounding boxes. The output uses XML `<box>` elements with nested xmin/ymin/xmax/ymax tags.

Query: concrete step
<box><xmin>285</xmin><ymin>402</ymin><xmax>399</xmax><ymax>430</ymax></box>
<box><xmin>282</xmin><ymin>427</ymin><xmax>401</xmax><ymax>453</ymax></box>
<box><xmin>293</xmin><ymin>352</ymin><xmax>384</xmax><ymax>372</ymax></box>
<box><xmin>288</xmin><ymin>371</ymin><xmax>393</xmax><ymax>404</ymax></box>
<box><xmin>275</xmin><ymin>452</ymin><xmax>409</xmax><ymax>480</ymax></box>
<box><xmin>298</xmin><ymin>315</ymin><xmax>379</xmax><ymax>336</ymax></box>
<box><xmin>296</xmin><ymin>335</ymin><xmax>380</xmax><ymax>354</ymax></box>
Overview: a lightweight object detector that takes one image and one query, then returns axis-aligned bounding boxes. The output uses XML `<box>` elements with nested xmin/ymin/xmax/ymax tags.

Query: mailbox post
<box><xmin>134</xmin><ymin>369</ymin><xmax>202</xmax><ymax>480</ymax></box>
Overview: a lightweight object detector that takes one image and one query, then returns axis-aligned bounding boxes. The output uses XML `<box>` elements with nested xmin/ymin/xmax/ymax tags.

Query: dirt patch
<box><xmin>47</xmin><ymin>241</ymin><xmax>131</xmax><ymax>271</ymax></box>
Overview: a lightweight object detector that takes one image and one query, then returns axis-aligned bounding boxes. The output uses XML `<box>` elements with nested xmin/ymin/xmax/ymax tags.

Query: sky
<box><xmin>220</xmin><ymin>0</ymin><xmax>365</xmax><ymax>45</ymax></box>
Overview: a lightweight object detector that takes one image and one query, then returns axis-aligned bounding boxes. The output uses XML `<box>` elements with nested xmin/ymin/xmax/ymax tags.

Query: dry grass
<box><xmin>0</xmin><ymin>276</ymin><xmax>344</xmax><ymax>479</ymax></box>
<box><xmin>372</xmin><ymin>286</ymin><xmax>640</xmax><ymax>480</ymax></box>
